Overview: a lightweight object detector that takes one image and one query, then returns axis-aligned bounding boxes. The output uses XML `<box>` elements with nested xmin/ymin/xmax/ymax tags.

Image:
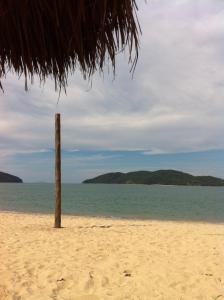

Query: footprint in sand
<box><xmin>12</xmin><ymin>294</ymin><xmax>22</xmax><ymax>300</ymax></box>
<box><xmin>101</xmin><ymin>276</ymin><xmax>109</xmax><ymax>287</ymax></box>
<box><xmin>84</xmin><ymin>272</ymin><xmax>95</xmax><ymax>292</ymax></box>
<box><xmin>123</xmin><ymin>270</ymin><xmax>132</xmax><ymax>277</ymax></box>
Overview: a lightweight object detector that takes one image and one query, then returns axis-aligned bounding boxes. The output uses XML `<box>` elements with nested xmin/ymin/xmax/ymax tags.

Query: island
<box><xmin>83</xmin><ymin>170</ymin><xmax>224</xmax><ymax>186</ymax></box>
<box><xmin>0</xmin><ymin>171</ymin><xmax>23</xmax><ymax>183</ymax></box>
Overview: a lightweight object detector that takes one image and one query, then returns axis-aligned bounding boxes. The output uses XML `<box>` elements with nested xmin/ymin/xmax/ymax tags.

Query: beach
<box><xmin>1</xmin><ymin>212</ymin><xmax>224</xmax><ymax>300</ymax></box>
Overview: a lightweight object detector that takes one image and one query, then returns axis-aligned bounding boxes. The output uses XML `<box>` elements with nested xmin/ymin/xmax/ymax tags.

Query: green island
<box><xmin>0</xmin><ymin>171</ymin><xmax>23</xmax><ymax>183</ymax></box>
<box><xmin>83</xmin><ymin>170</ymin><xmax>224</xmax><ymax>186</ymax></box>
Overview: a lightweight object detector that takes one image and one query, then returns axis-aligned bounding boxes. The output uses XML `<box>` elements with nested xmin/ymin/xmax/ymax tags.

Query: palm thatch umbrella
<box><xmin>0</xmin><ymin>0</ymin><xmax>141</xmax><ymax>227</ymax></box>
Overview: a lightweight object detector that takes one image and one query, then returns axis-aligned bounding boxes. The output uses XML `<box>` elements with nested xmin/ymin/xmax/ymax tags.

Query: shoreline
<box><xmin>1</xmin><ymin>209</ymin><xmax>224</xmax><ymax>225</ymax></box>
<box><xmin>1</xmin><ymin>211</ymin><xmax>224</xmax><ymax>299</ymax></box>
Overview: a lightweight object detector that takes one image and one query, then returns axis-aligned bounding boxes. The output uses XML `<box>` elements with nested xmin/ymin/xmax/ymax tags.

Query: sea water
<box><xmin>0</xmin><ymin>183</ymin><xmax>223</xmax><ymax>222</ymax></box>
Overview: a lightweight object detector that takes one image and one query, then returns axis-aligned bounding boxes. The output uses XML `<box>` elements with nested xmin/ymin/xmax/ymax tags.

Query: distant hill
<box><xmin>83</xmin><ymin>170</ymin><xmax>224</xmax><ymax>186</ymax></box>
<box><xmin>0</xmin><ymin>171</ymin><xmax>23</xmax><ymax>183</ymax></box>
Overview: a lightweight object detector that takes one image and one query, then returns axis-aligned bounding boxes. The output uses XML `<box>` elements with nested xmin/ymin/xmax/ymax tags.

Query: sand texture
<box><xmin>0</xmin><ymin>212</ymin><xmax>224</xmax><ymax>300</ymax></box>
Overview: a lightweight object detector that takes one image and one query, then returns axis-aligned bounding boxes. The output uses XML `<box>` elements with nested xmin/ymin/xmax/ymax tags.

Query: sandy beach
<box><xmin>0</xmin><ymin>212</ymin><xmax>224</xmax><ymax>300</ymax></box>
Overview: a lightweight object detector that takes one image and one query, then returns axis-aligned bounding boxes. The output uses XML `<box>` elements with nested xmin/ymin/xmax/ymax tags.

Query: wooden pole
<box><xmin>55</xmin><ymin>113</ymin><xmax>61</xmax><ymax>228</ymax></box>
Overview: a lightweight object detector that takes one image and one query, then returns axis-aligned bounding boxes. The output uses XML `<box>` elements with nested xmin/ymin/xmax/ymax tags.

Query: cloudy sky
<box><xmin>0</xmin><ymin>0</ymin><xmax>224</xmax><ymax>182</ymax></box>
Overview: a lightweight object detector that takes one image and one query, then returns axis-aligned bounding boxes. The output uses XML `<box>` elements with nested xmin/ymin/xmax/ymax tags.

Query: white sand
<box><xmin>1</xmin><ymin>212</ymin><xmax>224</xmax><ymax>300</ymax></box>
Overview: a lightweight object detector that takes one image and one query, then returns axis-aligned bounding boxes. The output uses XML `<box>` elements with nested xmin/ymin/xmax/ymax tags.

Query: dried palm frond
<box><xmin>0</xmin><ymin>0</ymin><xmax>140</xmax><ymax>91</ymax></box>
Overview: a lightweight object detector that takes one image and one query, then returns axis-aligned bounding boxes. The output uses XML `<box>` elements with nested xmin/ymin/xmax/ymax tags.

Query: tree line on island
<box><xmin>83</xmin><ymin>170</ymin><xmax>224</xmax><ymax>186</ymax></box>
<box><xmin>1</xmin><ymin>169</ymin><xmax>224</xmax><ymax>186</ymax></box>
<box><xmin>0</xmin><ymin>172</ymin><xmax>23</xmax><ymax>183</ymax></box>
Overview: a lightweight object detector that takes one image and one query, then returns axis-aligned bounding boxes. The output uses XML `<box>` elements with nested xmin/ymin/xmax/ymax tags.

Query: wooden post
<box><xmin>55</xmin><ymin>113</ymin><xmax>61</xmax><ymax>228</ymax></box>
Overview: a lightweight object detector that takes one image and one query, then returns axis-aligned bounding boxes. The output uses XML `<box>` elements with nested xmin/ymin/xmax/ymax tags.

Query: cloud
<box><xmin>66</xmin><ymin>149</ymin><xmax>80</xmax><ymax>153</ymax></box>
<box><xmin>142</xmin><ymin>149</ymin><xmax>167</xmax><ymax>155</ymax></box>
<box><xmin>0</xmin><ymin>0</ymin><xmax>224</xmax><ymax>180</ymax></box>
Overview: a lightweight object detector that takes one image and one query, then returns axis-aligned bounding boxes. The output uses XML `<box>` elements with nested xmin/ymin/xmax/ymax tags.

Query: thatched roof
<box><xmin>0</xmin><ymin>0</ymin><xmax>140</xmax><ymax>91</ymax></box>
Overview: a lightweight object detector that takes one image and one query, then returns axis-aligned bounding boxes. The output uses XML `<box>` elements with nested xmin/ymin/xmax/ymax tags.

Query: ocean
<box><xmin>0</xmin><ymin>183</ymin><xmax>223</xmax><ymax>222</ymax></box>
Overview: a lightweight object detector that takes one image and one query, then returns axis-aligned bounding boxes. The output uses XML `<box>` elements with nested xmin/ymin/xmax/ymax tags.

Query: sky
<box><xmin>0</xmin><ymin>0</ymin><xmax>224</xmax><ymax>183</ymax></box>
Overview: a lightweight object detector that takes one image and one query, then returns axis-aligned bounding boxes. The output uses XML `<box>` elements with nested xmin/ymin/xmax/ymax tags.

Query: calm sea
<box><xmin>0</xmin><ymin>183</ymin><xmax>223</xmax><ymax>222</ymax></box>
